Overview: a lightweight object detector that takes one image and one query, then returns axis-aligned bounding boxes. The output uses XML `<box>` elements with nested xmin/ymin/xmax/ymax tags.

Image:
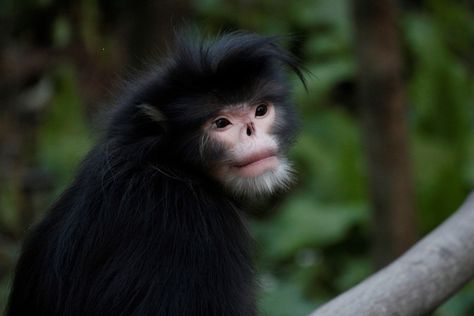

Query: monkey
<box><xmin>6</xmin><ymin>31</ymin><xmax>305</xmax><ymax>316</ymax></box>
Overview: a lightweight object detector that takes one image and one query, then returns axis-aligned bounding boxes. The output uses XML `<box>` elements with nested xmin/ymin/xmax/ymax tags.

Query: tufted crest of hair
<box><xmin>142</xmin><ymin>31</ymin><xmax>307</xmax><ymax>123</ymax></box>
<box><xmin>112</xmin><ymin>32</ymin><xmax>304</xmax><ymax>135</ymax></box>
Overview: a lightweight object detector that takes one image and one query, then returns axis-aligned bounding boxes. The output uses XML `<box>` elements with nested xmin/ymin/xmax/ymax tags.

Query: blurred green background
<box><xmin>0</xmin><ymin>0</ymin><xmax>473</xmax><ymax>315</ymax></box>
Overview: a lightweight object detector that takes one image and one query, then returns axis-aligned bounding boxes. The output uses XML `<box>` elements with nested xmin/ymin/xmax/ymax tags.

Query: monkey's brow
<box><xmin>218</xmin><ymin>103</ymin><xmax>249</xmax><ymax>114</ymax></box>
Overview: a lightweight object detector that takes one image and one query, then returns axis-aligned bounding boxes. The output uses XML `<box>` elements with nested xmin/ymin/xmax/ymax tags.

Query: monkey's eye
<box><xmin>255</xmin><ymin>103</ymin><xmax>268</xmax><ymax>117</ymax></box>
<box><xmin>214</xmin><ymin>118</ymin><xmax>232</xmax><ymax>129</ymax></box>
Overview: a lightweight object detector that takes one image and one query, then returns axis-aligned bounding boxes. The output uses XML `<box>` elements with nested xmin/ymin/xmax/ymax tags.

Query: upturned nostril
<box><xmin>246</xmin><ymin>127</ymin><xmax>252</xmax><ymax>136</ymax></box>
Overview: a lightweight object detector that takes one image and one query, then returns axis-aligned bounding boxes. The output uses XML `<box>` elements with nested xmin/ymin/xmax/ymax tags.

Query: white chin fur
<box><xmin>223</xmin><ymin>158</ymin><xmax>294</xmax><ymax>199</ymax></box>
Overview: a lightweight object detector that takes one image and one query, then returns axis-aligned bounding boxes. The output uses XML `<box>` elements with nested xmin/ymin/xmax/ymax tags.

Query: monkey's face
<box><xmin>203</xmin><ymin>102</ymin><xmax>293</xmax><ymax>198</ymax></box>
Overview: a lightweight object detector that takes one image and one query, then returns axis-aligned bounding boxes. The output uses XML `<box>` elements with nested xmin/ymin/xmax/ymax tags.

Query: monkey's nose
<box><xmin>246</xmin><ymin>122</ymin><xmax>255</xmax><ymax>136</ymax></box>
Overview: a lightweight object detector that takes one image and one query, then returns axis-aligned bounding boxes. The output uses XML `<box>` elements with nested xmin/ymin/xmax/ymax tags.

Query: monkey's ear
<box><xmin>138</xmin><ymin>103</ymin><xmax>167</xmax><ymax>124</ymax></box>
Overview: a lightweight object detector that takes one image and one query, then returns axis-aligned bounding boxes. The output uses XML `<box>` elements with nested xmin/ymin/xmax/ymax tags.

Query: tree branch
<box><xmin>310</xmin><ymin>192</ymin><xmax>474</xmax><ymax>316</ymax></box>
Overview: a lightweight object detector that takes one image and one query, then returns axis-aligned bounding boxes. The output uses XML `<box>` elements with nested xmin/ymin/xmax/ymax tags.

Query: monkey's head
<box><xmin>111</xmin><ymin>31</ymin><xmax>305</xmax><ymax>199</ymax></box>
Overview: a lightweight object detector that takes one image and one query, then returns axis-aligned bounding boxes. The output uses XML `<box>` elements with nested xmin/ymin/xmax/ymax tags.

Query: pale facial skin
<box><xmin>208</xmin><ymin>102</ymin><xmax>279</xmax><ymax>177</ymax></box>
<box><xmin>140</xmin><ymin>100</ymin><xmax>292</xmax><ymax>197</ymax></box>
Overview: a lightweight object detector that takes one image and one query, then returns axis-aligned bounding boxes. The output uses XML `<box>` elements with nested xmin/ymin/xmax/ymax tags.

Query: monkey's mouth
<box><xmin>233</xmin><ymin>150</ymin><xmax>279</xmax><ymax>178</ymax></box>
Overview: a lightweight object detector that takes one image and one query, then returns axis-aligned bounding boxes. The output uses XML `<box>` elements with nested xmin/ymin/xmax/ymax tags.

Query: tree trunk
<box><xmin>352</xmin><ymin>0</ymin><xmax>417</xmax><ymax>267</ymax></box>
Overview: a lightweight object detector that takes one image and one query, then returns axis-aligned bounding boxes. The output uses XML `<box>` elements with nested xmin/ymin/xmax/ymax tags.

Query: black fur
<box><xmin>6</xmin><ymin>31</ymin><xmax>304</xmax><ymax>316</ymax></box>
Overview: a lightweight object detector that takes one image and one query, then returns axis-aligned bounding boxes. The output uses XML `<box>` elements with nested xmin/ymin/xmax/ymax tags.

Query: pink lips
<box><xmin>235</xmin><ymin>150</ymin><xmax>277</xmax><ymax>168</ymax></box>
<box><xmin>233</xmin><ymin>150</ymin><xmax>279</xmax><ymax>178</ymax></box>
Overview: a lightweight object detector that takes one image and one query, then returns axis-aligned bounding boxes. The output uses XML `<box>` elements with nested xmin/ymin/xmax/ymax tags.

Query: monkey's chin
<box><xmin>222</xmin><ymin>158</ymin><xmax>294</xmax><ymax>199</ymax></box>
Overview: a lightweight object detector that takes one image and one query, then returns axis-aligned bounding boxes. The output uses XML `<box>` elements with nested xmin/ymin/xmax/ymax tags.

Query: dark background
<box><xmin>0</xmin><ymin>0</ymin><xmax>473</xmax><ymax>315</ymax></box>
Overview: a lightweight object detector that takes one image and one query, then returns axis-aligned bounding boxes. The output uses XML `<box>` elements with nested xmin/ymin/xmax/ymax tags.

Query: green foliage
<box><xmin>255</xmin><ymin>197</ymin><xmax>367</xmax><ymax>263</ymax></box>
<box><xmin>258</xmin><ymin>275</ymin><xmax>317</xmax><ymax>316</ymax></box>
<box><xmin>404</xmin><ymin>5</ymin><xmax>474</xmax><ymax>233</ymax></box>
<box><xmin>293</xmin><ymin>109</ymin><xmax>366</xmax><ymax>202</ymax></box>
<box><xmin>437</xmin><ymin>284</ymin><xmax>474</xmax><ymax>316</ymax></box>
<box><xmin>38</xmin><ymin>64</ymin><xmax>94</xmax><ymax>196</ymax></box>
<box><xmin>52</xmin><ymin>16</ymin><xmax>72</xmax><ymax>48</ymax></box>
